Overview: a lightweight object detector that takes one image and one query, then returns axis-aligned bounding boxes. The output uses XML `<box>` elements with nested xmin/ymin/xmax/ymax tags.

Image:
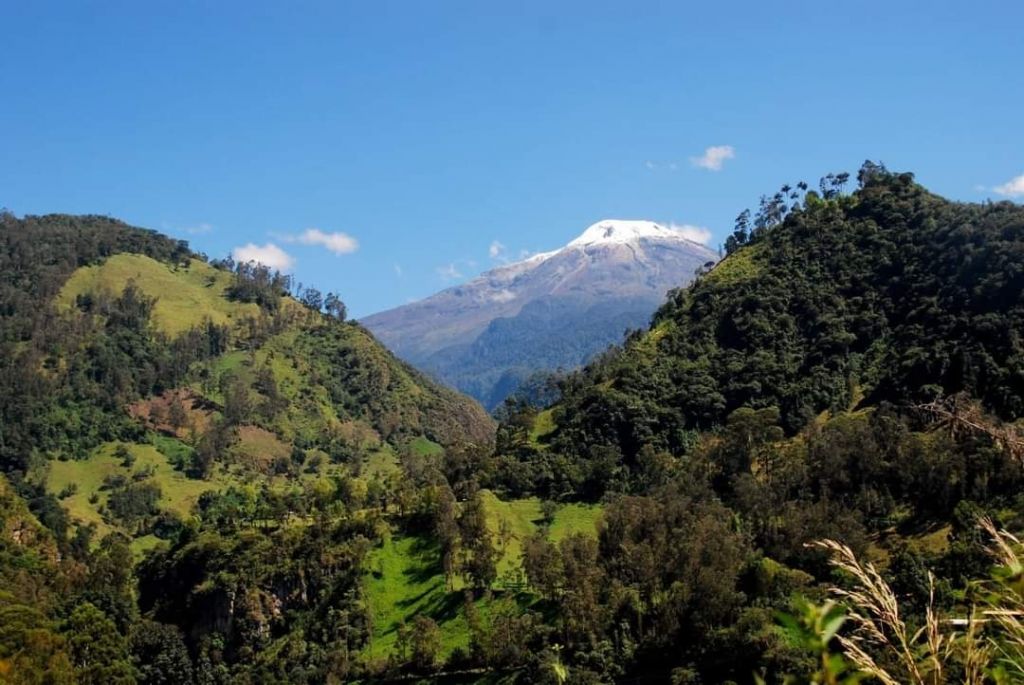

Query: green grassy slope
<box><xmin>362</xmin><ymin>491</ymin><xmax>603</xmax><ymax>659</ymax></box>
<box><xmin>481</xmin><ymin>490</ymin><xmax>602</xmax><ymax>579</ymax></box>
<box><xmin>57</xmin><ymin>253</ymin><xmax>262</xmax><ymax>336</ymax></box>
<box><xmin>25</xmin><ymin>231</ymin><xmax>494</xmax><ymax>556</ymax></box>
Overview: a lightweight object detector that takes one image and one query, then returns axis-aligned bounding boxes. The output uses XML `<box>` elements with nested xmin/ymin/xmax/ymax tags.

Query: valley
<box><xmin>3</xmin><ymin>166</ymin><xmax>1024</xmax><ymax>683</ymax></box>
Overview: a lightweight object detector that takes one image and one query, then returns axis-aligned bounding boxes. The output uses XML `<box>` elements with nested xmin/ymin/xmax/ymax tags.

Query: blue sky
<box><xmin>3</xmin><ymin>1</ymin><xmax>1022</xmax><ymax>317</ymax></box>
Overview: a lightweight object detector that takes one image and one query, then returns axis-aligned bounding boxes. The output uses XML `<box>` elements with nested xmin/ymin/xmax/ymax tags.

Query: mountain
<box><xmin>0</xmin><ymin>211</ymin><xmax>502</xmax><ymax>682</ymax></box>
<box><xmin>481</xmin><ymin>165</ymin><xmax>1024</xmax><ymax>681</ymax></box>
<box><xmin>362</xmin><ymin>219</ymin><xmax>719</xmax><ymax>409</ymax></box>
<box><xmin>542</xmin><ymin>168</ymin><xmax>1024</xmax><ymax>469</ymax></box>
<box><xmin>5</xmin><ymin>169</ymin><xmax>1024</xmax><ymax>684</ymax></box>
<box><xmin>0</xmin><ymin>210</ymin><xmax>493</xmax><ymax>500</ymax></box>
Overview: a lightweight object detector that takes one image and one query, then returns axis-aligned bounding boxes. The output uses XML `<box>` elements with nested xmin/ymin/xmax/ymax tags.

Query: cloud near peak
<box><xmin>690</xmin><ymin>145</ymin><xmax>735</xmax><ymax>171</ymax></box>
<box><xmin>489</xmin><ymin>240</ymin><xmax>506</xmax><ymax>260</ymax></box>
<box><xmin>231</xmin><ymin>243</ymin><xmax>294</xmax><ymax>271</ymax></box>
<box><xmin>669</xmin><ymin>223</ymin><xmax>712</xmax><ymax>245</ymax></box>
<box><xmin>436</xmin><ymin>263</ymin><xmax>463</xmax><ymax>282</ymax></box>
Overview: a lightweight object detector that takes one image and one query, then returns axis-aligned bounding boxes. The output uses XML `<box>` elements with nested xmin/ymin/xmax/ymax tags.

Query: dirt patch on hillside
<box><xmin>128</xmin><ymin>388</ymin><xmax>217</xmax><ymax>438</ymax></box>
<box><xmin>232</xmin><ymin>425</ymin><xmax>291</xmax><ymax>472</ymax></box>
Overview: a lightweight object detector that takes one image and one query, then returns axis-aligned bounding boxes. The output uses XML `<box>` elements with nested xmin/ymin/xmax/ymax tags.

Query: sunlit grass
<box><xmin>57</xmin><ymin>253</ymin><xmax>260</xmax><ymax>336</ymax></box>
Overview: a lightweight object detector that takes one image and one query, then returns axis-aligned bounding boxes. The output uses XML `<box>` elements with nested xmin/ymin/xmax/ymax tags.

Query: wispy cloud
<box><xmin>393</xmin><ymin>263</ymin><xmax>403</xmax><ymax>277</ymax></box>
<box><xmin>161</xmin><ymin>221</ymin><xmax>213</xmax><ymax>236</ymax></box>
<box><xmin>232</xmin><ymin>243</ymin><xmax>294</xmax><ymax>271</ymax></box>
<box><xmin>436</xmin><ymin>263</ymin><xmax>463</xmax><ymax>282</ymax></box>
<box><xmin>184</xmin><ymin>222</ymin><xmax>214</xmax><ymax>235</ymax></box>
<box><xmin>994</xmin><ymin>173</ymin><xmax>1024</xmax><ymax>197</ymax></box>
<box><xmin>690</xmin><ymin>145</ymin><xmax>735</xmax><ymax>171</ymax></box>
<box><xmin>285</xmin><ymin>228</ymin><xmax>359</xmax><ymax>255</ymax></box>
<box><xmin>489</xmin><ymin>240</ymin><xmax>506</xmax><ymax>260</ymax></box>
<box><xmin>669</xmin><ymin>223</ymin><xmax>712</xmax><ymax>245</ymax></box>
<box><xmin>644</xmin><ymin>160</ymin><xmax>679</xmax><ymax>171</ymax></box>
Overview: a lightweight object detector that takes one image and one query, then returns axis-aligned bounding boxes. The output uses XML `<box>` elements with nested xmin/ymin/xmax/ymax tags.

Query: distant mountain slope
<box><xmin>362</xmin><ymin>219</ymin><xmax>719</xmax><ymax>409</ymax></box>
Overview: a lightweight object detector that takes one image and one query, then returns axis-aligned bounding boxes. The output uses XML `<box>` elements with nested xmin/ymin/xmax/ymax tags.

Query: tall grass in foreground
<box><xmin>777</xmin><ymin>519</ymin><xmax>1024</xmax><ymax>684</ymax></box>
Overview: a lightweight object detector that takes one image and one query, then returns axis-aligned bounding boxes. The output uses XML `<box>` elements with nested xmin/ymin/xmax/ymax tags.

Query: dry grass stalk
<box><xmin>813</xmin><ymin>539</ymin><xmax>935</xmax><ymax>684</ymax></box>
<box><xmin>815</xmin><ymin>518</ymin><xmax>1024</xmax><ymax>683</ymax></box>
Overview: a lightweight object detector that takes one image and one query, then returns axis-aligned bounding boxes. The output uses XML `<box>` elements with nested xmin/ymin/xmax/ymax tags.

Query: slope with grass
<box><xmin>57</xmin><ymin>253</ymin><xmax>262</xmax><ymax>336</ymax></box>
<box><xmin>1</xmin><ymin>213</ymin><xmax>494</xmax><ymax>555</ymax></box>
<box><xmin>362</xmin><ymin>491</ymin><xmax>602</xmax><ymax>661</ymax></box>
<box><xmin>480</xmin><ymin>490</ymin><xmax>602</xmax><ymax>579</ymax></box>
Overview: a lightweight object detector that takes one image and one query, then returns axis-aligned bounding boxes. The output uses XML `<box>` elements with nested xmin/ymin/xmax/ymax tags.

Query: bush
<box><xmin>107</xmin><ymin>482</ymin><xmax>162</xmax><ymax>525</ymax></box>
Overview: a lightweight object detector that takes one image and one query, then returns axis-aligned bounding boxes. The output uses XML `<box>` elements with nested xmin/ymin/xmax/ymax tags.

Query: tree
<box><xmin>725</xmin><ymin>209</ymin><xmax>752</xmax><ymax>254</ymax></box>
<box><xmin>221</xmin><ymin>374</ymin><xmax>251</xmax><ymax>426</ymax></box>
<box><xmin>115</xmin><ymin>443</ymin><xmax>135</xmax><ymax>468</ymax></box>
<box><xmin>716</xmin><ymin>407</ymin><xmax>784</xmax><ymax>484</ymax></box>
<box><xmin>408</xmin><ymin>615</ymin><xmax>441</xmax><ymax>672</ymax></box>
<box><xmin>459</xmin><ymin>490</ymin><xmax>497</xmax><ymax>591</ymax></box>
<box><xmin>194</xmin><ymin>419</ymin><xmax>232</xmax><ymax>479</ymax></box>
<box><xmin>522</xmin><ymin>531</ymin><xmax>562</xmax><ymax>600</ymax></box>
<box><xmin>130</xmin><ymin>620</ymin><xmax>194</xmax><ymax>685</ymax></box>
<box><xmin>0</xmin><ymin>596</ymin><xmax>75</xmax><ymax>685</ymax></box>
<box><xmin>324</xmin><ymin>292</ymin><xmax>347</xmax><ymax>321</ymax></box>
<box><xmin>65</xmin><ymin>602</ymin><xmax>135</xmax><ymax>685</ymax></box>
<box><xmin>434</xmin><ymin>485</ymin><xmax>460</xmax><ymax>590</ymax></box>
<box><xmin>167</xmin><ymin>395</ymin><xmax>188</xmax><ymax>431</ymax></box>
<box><xmin>300</xmin><ymin>286</ymin><xmax>323</xmax><ymax>312</ymax></box>
<box><xmin>558</xmin><ymin>533</ymin><xmax>606</xmax><ymax>647</ymax></box>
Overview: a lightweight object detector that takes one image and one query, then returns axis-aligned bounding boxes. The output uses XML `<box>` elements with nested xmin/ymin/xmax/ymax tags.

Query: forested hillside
<box><xmin>3</xmin><ymin>166</ymin><xmax>1024</xmax><ymax>684</ymax></box>
<box><xmin>514</xmin><ymin>165</ymin><xmax>1024</xmax><ymax>488</ymax></box>
<box><xmin>479</xmin><ymin>165</ymin><xmax>1024</xmax><ymax>682</ymax></box>
<box><xmin>0</xmin><ymin>212</ymin><xmax>500</xmax><ymax>683</ymax></box>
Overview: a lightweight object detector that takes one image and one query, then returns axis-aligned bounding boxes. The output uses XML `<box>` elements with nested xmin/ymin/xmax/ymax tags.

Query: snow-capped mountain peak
<box><xmin>568</xmin><ymin>219</ymin><xmax>678</xmax><ymax>247</ymax></box>
<box><xmin>362</xmin><ymin>217</ymin><xmax>719</xmax><ymax>408</ymax></box>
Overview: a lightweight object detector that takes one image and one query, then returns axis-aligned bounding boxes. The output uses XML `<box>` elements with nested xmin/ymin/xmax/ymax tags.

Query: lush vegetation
<box><xmin>475</xmin><ymin>165</ymin><xmax>1024</xmax><ymax>682</ymax></box>
<box><xmin>3</xmin><ymin>165</ymin><xmax>1024</xmax><ymax>683</ymax></box>
<box><xmin>0</xmin><ymin>211</ymin><xmax>497</xmax><ymax>683</ymax></box>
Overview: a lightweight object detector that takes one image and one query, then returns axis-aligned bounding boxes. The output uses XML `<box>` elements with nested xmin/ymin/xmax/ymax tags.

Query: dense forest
<box><xmin>2</xmin><ymin>165</ymin><xmax>1024</xmax><ymax>684</ymax></box>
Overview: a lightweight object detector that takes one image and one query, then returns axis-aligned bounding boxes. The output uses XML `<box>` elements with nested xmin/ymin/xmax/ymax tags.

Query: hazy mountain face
<box><xmin>362</xmin><ymin>220</ymin><xmax>719</xmax><ymax>409</ymax></box>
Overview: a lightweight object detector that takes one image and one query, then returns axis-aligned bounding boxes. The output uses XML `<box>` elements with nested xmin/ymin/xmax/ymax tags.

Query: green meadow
<box><xmin>362</xmin><ymin>491</ymin><xmax>602</xmax><ymax>659</ymax></box>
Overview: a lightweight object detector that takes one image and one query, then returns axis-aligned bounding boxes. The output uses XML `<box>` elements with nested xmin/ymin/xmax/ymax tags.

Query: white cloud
<box><xmin>490</xmin><ymin>289</ymin><xmax>516</xmax><ymax>303</ymax></box>
<box><xmin>690</xmin><ymin>145</ymin><xmax>735</xmax><ymax>171</ymax></box>
<box><xmin>436</xmin><ymin>263</ymin><xmax>463</xmax><ymax>281</ymax></box>
<box><xmin>393</xmin><ymin>263</ymin><xmax>403</xmax><ymax>277</ymax></box>
<box><xmin>231</xmin><ymin>243</ymin><xmax>294</xmax><ymax>271</ymax></box>
<box><xmin>670</xmin><ymin>223</ymin><xmax>712</xmax><ymax>245</ymax></box>
<box><xmin>994</xmin><ymin>174</ymin><xmax>1024</xmax><ymax>197</ymax></box>
<box><xmin>295</xmin><ymin>228</ymin><xmax>359</xmax><ymax>255</ymax></box>
<box><xmin>645</xmin><ymin>160</ymin><xmax>679</xmax><ymax>171</ymax></box>
<box><xmin>185</xmin><ymin>222</ymin><xmax>214</xmax><ymax>235</ymax></box>
<box><xmin>489</xmin><ymin>240</ymin><xmax>506</xmax><ymax>259</ymax></box>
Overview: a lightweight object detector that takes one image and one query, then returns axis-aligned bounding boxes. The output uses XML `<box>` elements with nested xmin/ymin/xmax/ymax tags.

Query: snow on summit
<box><xmin>568</xmin><ymin>220</ymin><xmax>687</xmax><ymax>247</ymax></box>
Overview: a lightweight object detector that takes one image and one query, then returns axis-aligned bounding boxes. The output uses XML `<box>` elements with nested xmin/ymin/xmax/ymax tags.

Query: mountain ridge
<box><xmin>363</xmin><ymin>218</ymin><xmax>719</xmax><ymax>408</ymax></box>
